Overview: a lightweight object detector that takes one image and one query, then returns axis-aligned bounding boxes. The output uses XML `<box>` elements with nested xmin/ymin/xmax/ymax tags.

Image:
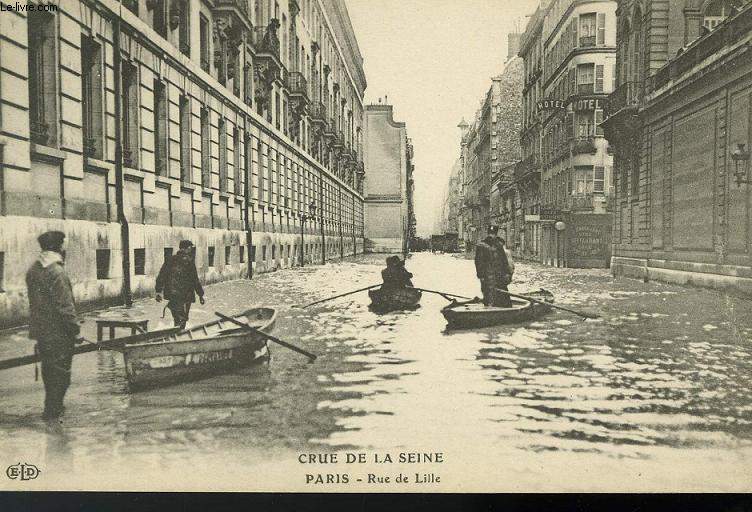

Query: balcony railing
<box><xmin>565</xmin><ymin>193</ymin><xmax>597</xmax><ymax>211</ymax></box>
<box><xmin>310</xmin><ymin>101</ymin><xmax>327</xmax><ymax>124</ymax></box>
<box><xmin>577</xmin><ymin>83</ymin><xmax>595</xmax><ymax>95</ymax></box>
<box><xmin>571</xmin><ymin>137</ymin><xmax>597</xmax><ymax>155</ymax></box>
<box><xmin>213</xmin><ymin>0</ymin><xmax>249</xmax><ymax>18</ymax></box>
<box><xmin>252</xmin><ymin>22</ymin><xmax>280</xmax><ymax>58</ymax></box>
<box><xmin>609</xmin><ymin>81</ymin><xmax>643</xmax><ymax>114</ymax></box>
<box><xmin>579</xmin><ymin>35</ymin><xmax>596</xmax><ymax>47</ymax></box>
<box><xmin>287</xmin><ymin>71</ymin><xmax>309</xmax><ymax>98</ymax></box>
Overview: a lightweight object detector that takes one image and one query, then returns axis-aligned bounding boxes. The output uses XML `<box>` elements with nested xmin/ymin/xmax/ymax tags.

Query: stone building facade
<box><xmin>535</xmin><ymin>0</ymin><xmax>617</xmax><ymax>268</ymax></box>
<box><xmin>603</xmin><ymin>0</ymin><xmax>752</xmax><ymax>293</ymax></box>
<box><xmin>0</xmin><ymin>0</ymin><xmax>367</xmax><ymax>326</ymax></box>
<box><xmin>362</xmin><ymin>104</ymin><xmax>415</xmax><ymax>253</ymax></box>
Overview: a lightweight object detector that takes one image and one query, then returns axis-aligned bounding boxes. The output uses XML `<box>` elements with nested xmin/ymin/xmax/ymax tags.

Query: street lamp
<box><xmin>731</xmin><ymin>143</ymin><xmax>751</xmax><ymax>187</ymax></box>
<box><xmin>300</xmin><ymin>201</ymin><xmax>317</xmax><ymax>267</ymax></box>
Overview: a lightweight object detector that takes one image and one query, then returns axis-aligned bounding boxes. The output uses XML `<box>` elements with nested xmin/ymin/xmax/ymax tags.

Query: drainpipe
<box><xmin>243</xmin><ymin>116</ymin><xmax>253</xmax><ymax>279</ymax></box>
<box><xmin>338</xmin><ymin>182</ymin><xmax>343</xmax><ymax>259</ymax></box>
<box><xmin>113</xmin><ymin>15</ymin><xmax>132</xmax><ymax>306</ymax></box>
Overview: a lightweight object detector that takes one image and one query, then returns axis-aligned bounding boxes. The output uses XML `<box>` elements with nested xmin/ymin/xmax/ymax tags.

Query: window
<box><xmin>179</xmin><ymin>95</ymin><xmax>191</xmax><ymax>184</ymax></box>
<box><xmin>577</xmin><ymin>64</ymin><xmax>594</xmax><ymax>94</ymax></box>
<box><xmin>199</xmin><ymin>15</ymin><xmax>210</xmax><ymax>72</ymax></box>
<box><xmin>81</xmin><ymin>36</ymin><xmax>103</xmax><ymax>159</ymax></box>
<box><xmin>96</xmin><ymin>249</ymin><xmax>110</xmax><ymax>279</ymax></box>
<box><xmin>574</xmin><ymin>166</ymin><xmax>594</xmax><ymax>195</ymax></box>
<box><xmin>272</xmin><ymin>244</ymin><xmax>276</xmax><ymax>259</ymax></box>
<box><xmin>225</xmin><ymin>245</ymin><xmax>231</xmax><ymax>265</ymax></box>
<box><xmin>239</xmin><ymin>246</ymin><xmax>245</xmax><ymax>263</ymax></box>
<box><xmin>164</xmin><ymin>247</ymin><xmax>173</xmax><ymax>261</ymax></box>
<box><xmin>262</xmin><ymin>245</ymin><xmax>266</xmax><ymax>261</ymax></box>
<box><xmin>233</xmin><ymin>127</ymin><xmax>241</xmax><ymax>195</ymax></box>
<box><xmin>596</xmin><ymin>13</ymin><xmax>606</xmax><ymax>45</ymax></box>
<box><xmin>208</xmin><ymin>246</ymin><xmax>215</xmax><ymax>267</ymax></box>
<box><xmin>219</xmin><ymin>118</ymin><xmax>228</xmax><ymax>192</ymax></box>
<box><xmin>595</xmin><ymin>110</ymin><xmax>604</xmax><ymax>136</ymax></box>
<box><xmin>579</xmin><ymin>13</ymin><xmax>596</xmax><ymax>46</ymax></box>
<box><xmin>250</xmin><ymin>245</ymin><xmax>256</xmax><ymax>262</ymax></box>
<box><xmin>631</xmin><ymin>157</ymin><xmax>640</xmax><ymax>198</ymax></box>
<box><xmin>201</xmin><ymin>107</ymin><xmax>211</xmax><ymax>187</ymax></box>
<box><xmin>134</xmin><ymin>248</ymin><xmax>146</xmax><ymax>275</ymax></box>
<box><xmin>154</xmin><ymin>80</ymin><xmax>168</xmax><ymax>175</ymax></box>
<box><xmin>178</xmin><ymin>0</ymin><xmax>190</xmax><ymax>56</ymax></box>
<box><xmin>153</xmin><ymin>0</ymin><xmax>167</xmax><ymax>38</ymax></box>
<box><xmin>121</xmin><ymin>61</ymin><xmax>139</xmax><ymax>168</ymax></box>
<box><xmin>576</xmin><ymin>112</ymin><xmax>594</xmax><ymax>138</ymax></box>
<box><xmin>28</xmin><ymin>12</ymin><xmax>57</xmax><ymax>146</ymax></box>
<box><xmin>124</xmin><ymin>0</ymin><xmax>138</xmax><ymax>15</ymax></box>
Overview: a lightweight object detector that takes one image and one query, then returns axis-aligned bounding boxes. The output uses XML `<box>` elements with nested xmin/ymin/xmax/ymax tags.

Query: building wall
<box><xmin>605</xmin><ymin>1</ymin><xmax>752</xmax><ymax>293</ymax></box>
<box><xmin>362</xmin><ymin>104</ymin><xmax>411</xmax><ymax>253</ymax></box>
<box><xmin>0</xmin><ymin>0</ymin><xmax>367</xmax><ymax>327</ymax></box>
<box><xmin>536</xmin><ymin>0</ymin><xmax>617</xmax><ymax>268</ymax></box>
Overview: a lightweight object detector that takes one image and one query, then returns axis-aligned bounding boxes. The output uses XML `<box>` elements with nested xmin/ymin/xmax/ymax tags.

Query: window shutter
<box><xmin>566</xmin><ymin>112</ymin><xmax>574</xmax><ymax>139</ymax></box>
<box><xmin>595</xmin><ymin>65</ymin><xmax>604</xmax><ymax>92</ymax></box>
<box><xmin>597</xmin><ymin>13</ymin><xmax>606</xmax><ymax>45</ymax></box>
<box><xmin>595</xmin><ymin>109</ymin><xmax>604</xmax><ymax>135</ymax></box>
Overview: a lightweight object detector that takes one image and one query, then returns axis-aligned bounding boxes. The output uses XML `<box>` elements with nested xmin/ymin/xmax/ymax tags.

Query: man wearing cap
<box><xmin>26</xmin><ymin>231</ymin><xmax>83</xmax><ymax>420</ymax></box>
<box><xmin>474</xmin><ymin>226</ymin><xmax>513</xmax><ymax>307</ymax></box>
<box><xmin>381</xmin><ymin>255</ymin><xmax>414</xmax><ymax>292</ymax></box>
<box><xmin>155</xmin><ymin>240</ymin><xmax>205</xmax><ymax>329</ymax></box>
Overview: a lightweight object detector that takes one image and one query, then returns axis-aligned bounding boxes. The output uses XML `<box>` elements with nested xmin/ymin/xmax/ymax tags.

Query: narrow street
<box><xmin>0</xmin><ymin>252</ymin><xmax>750</xmax><ymax>490</ymax></box>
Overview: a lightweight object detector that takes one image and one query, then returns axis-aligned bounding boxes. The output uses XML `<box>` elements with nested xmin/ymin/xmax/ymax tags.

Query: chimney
<box><xmin>507</xmin><ymin>33</ymin><xmax>521</xmax><ymax>61</ymax></box>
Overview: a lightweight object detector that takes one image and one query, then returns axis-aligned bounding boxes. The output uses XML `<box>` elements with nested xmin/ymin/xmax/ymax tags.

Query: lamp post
<box><xmin>731</xmin><ymin>143</ymin><xmax>751</xmax><ymax>186</ymax></box>
<box><xmin>300</xmin><ymin>201</ymin><xmax>316</xmax><ymax>267</ymax></box>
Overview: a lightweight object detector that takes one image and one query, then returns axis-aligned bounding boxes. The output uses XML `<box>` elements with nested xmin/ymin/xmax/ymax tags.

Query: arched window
<box><xmin>702</xmin><ymin>0</ymin><xmax>744</xmax><ymax>30</ymax></box>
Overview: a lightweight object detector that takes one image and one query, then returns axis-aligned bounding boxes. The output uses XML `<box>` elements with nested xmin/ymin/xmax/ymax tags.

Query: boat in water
<box><xmin>368</xmin><ymin>287</ymin><xmax>422</xmax><ymax>312</ymax></box>
<box><xmin>441</xmin><ymin>289</ymin><xmax>554</xmax><ymax>329</ymax></box>
<box><xmin>122</xmin><ymin>308</ymin><xmax>276</xmax><ymax>390</ymax></box>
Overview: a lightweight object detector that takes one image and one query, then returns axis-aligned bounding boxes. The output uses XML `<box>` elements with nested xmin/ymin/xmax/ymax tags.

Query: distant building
<box><xmin>362</xmin><ymin>104</ymin><xmax>415</xmax><ymax>253</ymax></box>
<box><xmin>603</xmin><ymin>0</ymin><xmax>752</xmax><ymax>293</ymax></box>
<box><xmin>536</xmin><ymin>0</ymin><xmax>617</xmax><ymax>268</ymax></box>
<box><xmin>458</xmin><ymin>38</ymin><xmax>524</xmax><ymax>253</ymax></box>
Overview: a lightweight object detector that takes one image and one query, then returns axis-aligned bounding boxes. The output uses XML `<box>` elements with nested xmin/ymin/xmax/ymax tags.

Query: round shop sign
<box><xmin>554</xmin><ymin>221</ymin><xmax>567</xmax><ymax>231</ymax></box>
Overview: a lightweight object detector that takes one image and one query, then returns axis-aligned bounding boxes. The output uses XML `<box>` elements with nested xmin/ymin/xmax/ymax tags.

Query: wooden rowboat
<box><xmin>441</xmin><ymin>289</ymin><xmax>554</xmax><ymax>330</ymax></box>
<box><xmin>368</xmin><ymin>287</ymin><xmax>422</xmax><ymax>312</ymax></box>
<box><xmin>122</xmin><ymin>308</ymin><xmax>275</xmax><ymax>390</ymax></box>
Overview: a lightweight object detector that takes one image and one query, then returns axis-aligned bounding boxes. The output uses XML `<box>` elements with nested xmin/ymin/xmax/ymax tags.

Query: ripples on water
<box><xmin>0</xmin><ymin>253</ymin><xmax>750</xmax><ymax>488</ymax></box>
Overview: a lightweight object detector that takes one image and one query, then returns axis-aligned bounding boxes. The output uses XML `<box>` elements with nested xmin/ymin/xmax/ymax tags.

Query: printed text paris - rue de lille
<box><xmin>298</xmin><ymin>452</ymin><xmax>444</xmax><ymax>485</ymax></box>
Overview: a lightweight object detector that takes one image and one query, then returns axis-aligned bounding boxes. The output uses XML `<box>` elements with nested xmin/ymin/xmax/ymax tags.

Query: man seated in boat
<box><xmin>381</xmin><ymin>256</ymin><xmax>414</xmax><ymax>292</ymax></box>
<box><xmin>474</xmin><ymin>226</ymin><xmax>513</xmax><ymax>308</ymax></box>
<box><xmin>155</xmin><ymin>240</ymin><xmax>206</xmax><ymax>330</ymax></box>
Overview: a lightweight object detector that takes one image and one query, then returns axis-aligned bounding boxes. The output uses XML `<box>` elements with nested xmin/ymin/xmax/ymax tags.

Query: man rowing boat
<box><xmin>381</xmin><ymin>256</ymin><xmax>414</xmax><ymax>292</ymax></box>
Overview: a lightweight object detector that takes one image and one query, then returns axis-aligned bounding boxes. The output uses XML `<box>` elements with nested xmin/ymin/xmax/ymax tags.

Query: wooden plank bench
<box><xmin>96</xmin><ymin>318</ymin><xmax>149</xmax><ymax>341</ymax></box>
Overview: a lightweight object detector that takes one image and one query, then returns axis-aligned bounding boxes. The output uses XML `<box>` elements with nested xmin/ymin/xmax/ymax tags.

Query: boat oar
<box><xmin>214</xmin><ymin>312</ymin><xmax>317</xmax><ymax>362</ymax></box>
<box><xmin>297</xmin><ymin>284</ymin><xmax>381</xmax><ymax>308</ymax></box>
<box><xmin>0</xmin><ymin>326</ymin><xmax>182</xmax><ymax>372</ymax></box>
<box><xmin>495</xmin><ymin>289</ymin><xmax>600</xmax><ymax>319</ymax></box>
<box><xmin>409</xmin><ymin>287</ymin><xmax>472</xmax><ymax>301</ymax></box>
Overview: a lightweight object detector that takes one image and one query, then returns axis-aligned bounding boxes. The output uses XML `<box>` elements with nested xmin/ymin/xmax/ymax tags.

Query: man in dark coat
<box><xmin>155</xmin><ymin>240</ymin><xmax>205</xmax><ymax>329</ymax></box>
<box><xmin>381</xmin><ymin>256</ymin><xmax>414</xmax><ymax>292</ymax></box>
<box><xmin>474</xmin><ymin>226</ymin><xmax>513</xmax><ymax>307</ymax></box>
<box><xmin>26</xmin><ymin>231</ymin><xmax>82</xmax><ymax>420</ymax></box>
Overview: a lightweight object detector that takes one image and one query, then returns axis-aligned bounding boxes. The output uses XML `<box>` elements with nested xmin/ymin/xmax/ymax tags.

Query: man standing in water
<box><xmin>155</xmin><ymin>240</ymin><xmax>205</xmax><ymax>329</ymax></box>
<box><xmin>26</xmin><ymin>231</ymin><xmax>83</xmax><ymax>421</ymax></box>
<box><xmin>474</xmin><ymin>226</ymin><xmax>514</xmax><ymax>307</ymax></box>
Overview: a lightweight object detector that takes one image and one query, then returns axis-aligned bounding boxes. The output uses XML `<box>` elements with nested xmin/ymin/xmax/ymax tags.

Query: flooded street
<box><xmin>0</xmin><ymin>252</ymin><xmax>751</xmax><ymax>491</ymax></box>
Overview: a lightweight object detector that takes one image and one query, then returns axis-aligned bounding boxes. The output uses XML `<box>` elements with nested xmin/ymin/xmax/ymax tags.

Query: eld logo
<box><xmin>6</xmin><ymin>463</ymin><xmax>40</xmax><ymax>481</ymax></box>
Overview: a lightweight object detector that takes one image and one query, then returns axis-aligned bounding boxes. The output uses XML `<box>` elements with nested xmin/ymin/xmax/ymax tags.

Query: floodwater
<box><xmin>0</xmin><ymin>252</ymin><xmax>751</xmax><ymax>491</ymax></box>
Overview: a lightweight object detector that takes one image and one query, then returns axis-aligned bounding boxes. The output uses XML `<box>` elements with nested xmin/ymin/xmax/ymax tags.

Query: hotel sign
<box><xmin>570</xmin><ymin>97</ymin><xmax>608</xmax><ymax>112</ymax></box>
<box><xmin>537</xmin><ymin>99</ymin><xmax>566</xmax><ymax>111</ymax></box>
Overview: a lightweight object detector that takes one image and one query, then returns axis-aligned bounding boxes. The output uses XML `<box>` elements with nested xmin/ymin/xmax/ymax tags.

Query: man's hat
<box><xmin>386</xmin><ymin>255</ymin><xmax>401</xmax><ymax>266</ymax></box>
<box><xmin>37</xmin><ymin>231</ymin><xmax>65</xmax><ymax>251</ymax></box>
<box><xmin>179</xmin><ymin>240</ymin><xmax>195</xmax><ymax>250</ymax></box>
